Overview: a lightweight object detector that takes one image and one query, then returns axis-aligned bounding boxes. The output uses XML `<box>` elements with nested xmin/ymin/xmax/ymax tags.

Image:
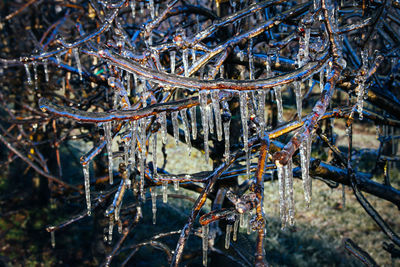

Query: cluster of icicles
<box><xmin>79</xmin><ymin>83</ymin><xmax>316</xmax><ymax>256</ymax></box>
<box><xmin>22</xmin><ymin>21</ymin><xmax>324</xmax><ymax>256</ymax></box>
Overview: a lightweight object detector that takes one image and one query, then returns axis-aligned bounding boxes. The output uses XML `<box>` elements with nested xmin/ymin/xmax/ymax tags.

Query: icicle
<box><xmin>139</xmin><ymin>119</ymin><xmax>147</xmax><ymax>201</ymax></box>
<box><xmin>33</xmin><ymin>62</ymin><xmax>38</xmax><ymax>90</ymax></box>
<box><xmin>172</xmin><ymin>111</ymin><xmax>179</xmax><ymax>145</ymax></box>
<box><xmin>304</xmin><ymin>28</ymin><xmax>310</xmax><ymax>62</ymax></box>
<box><xmin>223</xmin><ymin>120</ymin><xmax>230</xmax><ymax>161</ymax></box>
<box><xmin>246</xmin><ymin>214</ymin><xmax>251</xmax><ymax>235</ymax></box>
<box><xmin>170</xmin><ymin>51</ymin><xmax>176</xmax><ymax>74</ymax></box>
<box><xmin>258</xmin><ymin>91</ymin><xmax>266</xmax><ymax>137</ymax></box>
<box><xmin>314</xmin><ymin>0</ymin><xmax>320</xmax><ymax>10</ymax></box>
<box><xmin>200</xmin><ymin>91</ymin><xmax>209</xmax><ymax>162</ymax></box>
<box><xmin>50</xmin><ymin>231</ymin><xmax>55</xmax><ymax>248</ymax></box>
<box><xmin>356</xmin><ymin>50</ymin><xmax>369</xmax><ymax>120</ymax></box>
<box><xmin>320</xmin><ymin>67</ymin><xmax>325</xmax><ymax>92</ymax></box>
<box><xmin>180</xmin><ymin>109</ymin><xmax>192</xmax><ymax>155</ymax></box>
<box><xmin>118</xmin><ymin>220</ymin><xmax>122</xmax><ymax>234</ymax></box>
<box><xmin>129</xmin><ymin>121</ymin><xmax>137</xmax><ymax>170</ymax></box>
<box><xmin>285</xmin><ymin>159</ymin><xmax>294</xmax><ymax>226</ymax></box>
<box><xmin>183</xmin><ymin>49</ymin><xmax>189</xmax><ymax>77</ymax></box>
<box><xmin>274</xmin><ymin>86</ymin><xmax>284</xmax><ymax>124</ymax></box>
<box><xmin>265</xmin><ymin>55</ymin><xmax>272</xmax><ymax>78</ymax></box>
<box><xmin>239</xmin><ymin>50</ymin><xmax>244</xmax><ymax>61</ymax></box>
<box><xmin>174</xmin><ymin>180</ymin><xmax>179</xmax><ymax>191</ymax></box>
<box><xmin>159</xmin><ymin>112</ymin><xmax>167</xmax><ymax>144</ymax></box>
<box><xmin>238</xmin><ymin>213</ymin><xmax>244</xmax><ymax>228</ymax></box>
<box><xmin>202</xmin><ymin>224</ymin><xmax>209</xmax><ymax>266</ymax></box>
<box><xmin>24</xmin><ymin>63</ymin><xmax>32</xmax><ymax>85</ymax></box>
<box><xmin>83</xmin><ymin>163</ymin><xmax>91</xmax><ymax>216</ymax></box>
<box><xmin>151</xmin><ymin>188</ymin><xmax>157</xmax><ymax>224</ymax></box>
<box><xmin>153</xmin><ymin>133</ymin><xmax>157</xmax><ymax>177</ymax></box>
<box><xmin>43</xmin><ymin>60</ymin><xmax>49</xmax><ymax>82</ymax></box>
<box><xmin>207</xmin><ymin>105</ymin><xmax>214</xmax><ymax>134</ymax></box>
<box><xmin>162</xmin><ymin>180</ymin><xmax>168</xmax><ymax>203</ymax></box>
<box><xmin>190</xmin><ymin>107</ymin><xmax>197</xmax><ymax>140</ymax></box>
<box><xmin>104</xmin><ymin>122</ymin><xmax>114</xmax><ymax>184</ymax></box>
<box><xmin>300</xmin><ymin>138</ymin><xmax>312</xmax><ymax>206</ymax></box>
<box><xmin>108</xmin><ymin>216</ymin><xmax>114</xmax><ymax>244</ymax></box>
<box><xmin>225</xmin><ymin>224</ymin><xmax>232</xmax><ymax>249</ymax></box>
<box><xmin>220</xmin><ymin>65</ymin><xmax>224</xmax><ymax>79</ymax></box>
<box><xmin>294</xmin><ymin>81</ymin><xmax>302</xmax><ymax>121</ymax></box>
<box><xmin>248</xmin><ymin>39</ymin><xmax>255</xmax><ymax>80</ymax></box>
<box><xmin>133</xmin><ymin>73</ymin><xmax>138</xmax><ymax>89</ymax></box>
<box><xmin>73</xmin><ymin>48</ymin><xmax>82</xmax><ymax>80</ymax></box>
<box><xmin>342</xmin><ymin>184</ymin><xmax>346</xmax><ymax>208</ymax></box>
<box><xmin>149</xmin><ymin>0</ymin><xmax>155</xmax><ymax>19</ymax></box>
<box><xmin>211</xmin><ymin>90</ymin><xmax>223</xmax><ymax>141</ymax></box>
<box><xmin>130</xmin><ymin>0</ymin><xmax>136</xmax><ymax>18</ymax></box>
<box><xmin>233</xmin><ymin>219</ymin><xmax>239</xmax><ymax>242</ymax></box>
<box><xmin>277</xmin><ymin>164</ymin><xmax>287</xmax><ymax>229</ymax></box>
<box><xmin>239</xmin><ymin>92</ymin><xmax>250</xmax><ymax>177</ymax></box>
<box><xmin>140</xmin><ymin>1</ymin><xmax>144</xmax><ymax>14</ymax></box>
<box><xmin>191</xmin><ymin>49</ymin><xmax>196</xmax><ymax>64</ymax></box>
<box><xmin>126</xmin><ymin>73</ymin><xmax>131</xmax><ymax>96</ymax></box>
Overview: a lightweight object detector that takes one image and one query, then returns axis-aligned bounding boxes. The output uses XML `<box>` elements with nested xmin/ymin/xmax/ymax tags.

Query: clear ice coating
<box><xmin>151</xmin><ymin>188</ymin><xmax>157</xmax><ymax>224</ymax></box>
<box><xmin>294</xmin><ymin>81</ymin><xmax>302</xmax><ymax>121</ymax></box>
<box><xmin>83</xmin><ymin>163</ymin><xmax>91</xmax><ymax>216</ymax></box>
<box><xmin>277</xmin><ymin>164</ymin><xmax>287</xmax><ymax>228</ymax></box>
<box><xmin>274</xmin><ymin>86</ymin><xmax>284</xmax><ymax>124</ymax></box>
<box><xmin>233</xmin><ymin>219</ymin><xmax>239</xmax><ymax>242</ymax></box>
<box><xmin>285</xmin><ymin>158</ymin><xmax>294</xmax><ymax>226</ymax></box>
<box><xmin>239</xmin><ymin>213</ymin><xmax>245</xmax><ymax>228</ymax></box>
<box><xmin>225</xmin><ymin>224</ymin><xmax>232</xmax><ymax>249</ymax></box>
<box><xmin>189</xmin><ymin>106</ymin><xmax>197</xmax><ymax>140</ymax></box>
<box><xmin>43</xmin><ymin>60</ymin><xmax>49</xmax><ymax>82</ymax></box>
<box><xmin>183</xmin><ymin>49</ymin><xmax>189</xmax><ymax>77</ymax></box>
<box><xmin>172</xmin><ymin>111</ymin><xmax>180</xmax><ymax>145</ymax></box>
<box><xmin>159</xmin><ymin>112</ymin><xmax>167</xmax><ymax>144</ymax></box>
<box><xmin>200</xmin><ymin>91</ymin><xmax>209</xmax><ymax>162</ymax></box>
<box><xmin>300</xmin><ymin>137</ymin><xmax>312</xmax><ymax>206</ymax></box>
<box><xmin>104</xmin><ymin>121</ymin><xmax>114</xmax><ymax>184</ymax></box>
<box><xmin>202</xmin><ymin>224</ymin><xmax>209</xmax><ymax>266</ymax></box>
<box><xmin>153</xmin><ymin>133</ymin><xmax>157</xmax><ymax>177</ymax></box>
<box><xmin>211</xmin><ymin>90</ymin><xmax>223</xmax><ymax>141</ymax></box>
<box><xmin>170</xmin><ymin>51</ymin><xmax>176</xmax><ymax>74</ymax></box>
<box><xmin>239</xmin><ymin>91</ymin><xmax>250</xmax><ymax>177</ymax></box>
<box><xmin>24</xmin><ymin>63</ymin><xmax>33</xmax><ymax>85</ymax></box>
<box><xmin>73</xmin><ymin>48</ymin><xmax>82</xmax><ymax>80</ymax></box>
<box><xmin>180</xmin><ymin>109</ymin><xmax>192</xmax><ymax>154</ymax></box>
<box><xmin>162</xmin><ymin>180</ymin><xmax>168</xmax><ymax>203</ymax></box>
